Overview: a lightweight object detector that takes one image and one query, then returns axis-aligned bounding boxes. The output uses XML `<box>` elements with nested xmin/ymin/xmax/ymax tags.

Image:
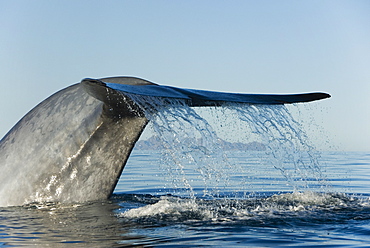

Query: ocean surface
<box><xmin>1</xmin><ymin>150</ymin><xmax>370</xmax><ymax>247</ymax></box>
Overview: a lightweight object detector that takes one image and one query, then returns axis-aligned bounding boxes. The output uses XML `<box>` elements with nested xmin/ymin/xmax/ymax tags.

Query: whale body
<box><xmin>0</xmin><ymin>77</ymin><xmax>330</xmax><ymax>207</ymax></box>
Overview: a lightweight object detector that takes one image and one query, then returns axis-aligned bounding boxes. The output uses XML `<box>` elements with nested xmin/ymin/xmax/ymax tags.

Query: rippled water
<box><xmin>1</xmin><ymin>151</ymin><xmax>369</xmax><ymax>247</ymax></box>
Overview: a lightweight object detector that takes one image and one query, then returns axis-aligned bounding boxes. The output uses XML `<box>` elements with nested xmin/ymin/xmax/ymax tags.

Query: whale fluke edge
<box><xmin>0</xmin><ymin>77</ymin><xmax>330</xmax><ymax>207</ymax></box>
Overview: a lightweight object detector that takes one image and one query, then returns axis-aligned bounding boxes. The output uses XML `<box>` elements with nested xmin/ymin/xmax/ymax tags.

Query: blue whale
<box><xmin>0</xmin><ymin>77</ymin><xmax>330</xmax><ymax>206</ymax></box>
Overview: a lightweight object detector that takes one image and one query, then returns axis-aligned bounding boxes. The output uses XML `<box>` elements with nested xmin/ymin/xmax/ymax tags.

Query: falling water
<box><xmin>124</xmin><ymin>93</ymin><xmax>328</xmax><ymax>200</ymax></box>
<box><xmin>229</xmin><ymin>103</ymin><xmax>327</xmax><ymax>192</ymax></box>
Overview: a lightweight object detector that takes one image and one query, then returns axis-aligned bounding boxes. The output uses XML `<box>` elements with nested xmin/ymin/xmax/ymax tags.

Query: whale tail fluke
<box><xmin>82</xmin><ymin>77</ymin><xmax>330</xmax><ymax>109</ymax></box>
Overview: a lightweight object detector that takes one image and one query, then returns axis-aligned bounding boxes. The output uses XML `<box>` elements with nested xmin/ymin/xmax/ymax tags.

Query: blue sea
<box><xmin>1</xmin><ymin>150</ymin><xmax>370</xmax><ymax>247</ymax></box>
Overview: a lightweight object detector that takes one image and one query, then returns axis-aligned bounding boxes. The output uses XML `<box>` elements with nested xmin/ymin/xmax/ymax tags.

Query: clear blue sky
<box><xmin>1</xmin><ymin>1</ymin><xmax>369</xmax><ymax>151</ymax></box>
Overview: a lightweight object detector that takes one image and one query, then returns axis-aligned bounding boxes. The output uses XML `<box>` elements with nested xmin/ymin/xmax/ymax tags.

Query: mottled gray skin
<box><xmin>0</xmin><ymin>77</ymin><xmax>154</xmax><ymax>207</ymax></box>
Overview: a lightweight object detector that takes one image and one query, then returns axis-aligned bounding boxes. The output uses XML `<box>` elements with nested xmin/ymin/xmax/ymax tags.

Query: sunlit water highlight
<box><xmin>1</xmin><ymin>94</ymin><xmax>370</xmax><ymax>247</ymax></box>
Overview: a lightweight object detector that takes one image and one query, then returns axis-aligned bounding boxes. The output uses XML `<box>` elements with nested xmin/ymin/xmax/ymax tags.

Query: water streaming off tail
<box><xmin>125</xmin><ymin>93</ymin><xmax>328</xmax><ymax>199</ymax></box>
<box><xmin>229</xmin><ymin>103</ymin><xmax>327</xmax><ymax>191</ymax></box>
<box><xmin>126</xmin><ymin>94</ymin><xmax>231</xmax><ymax>198</ymax></box>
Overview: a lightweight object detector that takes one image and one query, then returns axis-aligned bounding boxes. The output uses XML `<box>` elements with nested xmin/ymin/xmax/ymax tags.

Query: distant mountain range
<box><xmin>134</xmin><ymin>136</ymin><xmax>266</xmax><ymax>151</ymax></box>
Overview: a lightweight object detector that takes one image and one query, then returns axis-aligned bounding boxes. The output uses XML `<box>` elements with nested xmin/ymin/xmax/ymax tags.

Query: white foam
<box><xmin>120</xmin><ymin>196</ymin><xmax>214</xmax><ymax>221</ymax></box>
<box><xmin>118</xmin><ymin>192</ymin><xmax>364</xmax><ymax>223</ymax></box>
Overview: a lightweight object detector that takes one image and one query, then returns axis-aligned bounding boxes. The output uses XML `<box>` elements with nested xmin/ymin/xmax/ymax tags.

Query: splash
<box><xmin>117</xmin><ymin>192</ymin><xmax>369</xmax><ymax>225</ymax></box>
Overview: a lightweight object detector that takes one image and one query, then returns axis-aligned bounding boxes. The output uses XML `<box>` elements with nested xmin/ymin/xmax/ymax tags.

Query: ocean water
<box><xmin>1</xmin><ymin>99</ymin><xmax>370</xmax><ymax>247</ymax></box>
<box><xmin>1</xmin><ymin>151</ymin><xmax>370</xmax><ymax>247</ymax></box>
